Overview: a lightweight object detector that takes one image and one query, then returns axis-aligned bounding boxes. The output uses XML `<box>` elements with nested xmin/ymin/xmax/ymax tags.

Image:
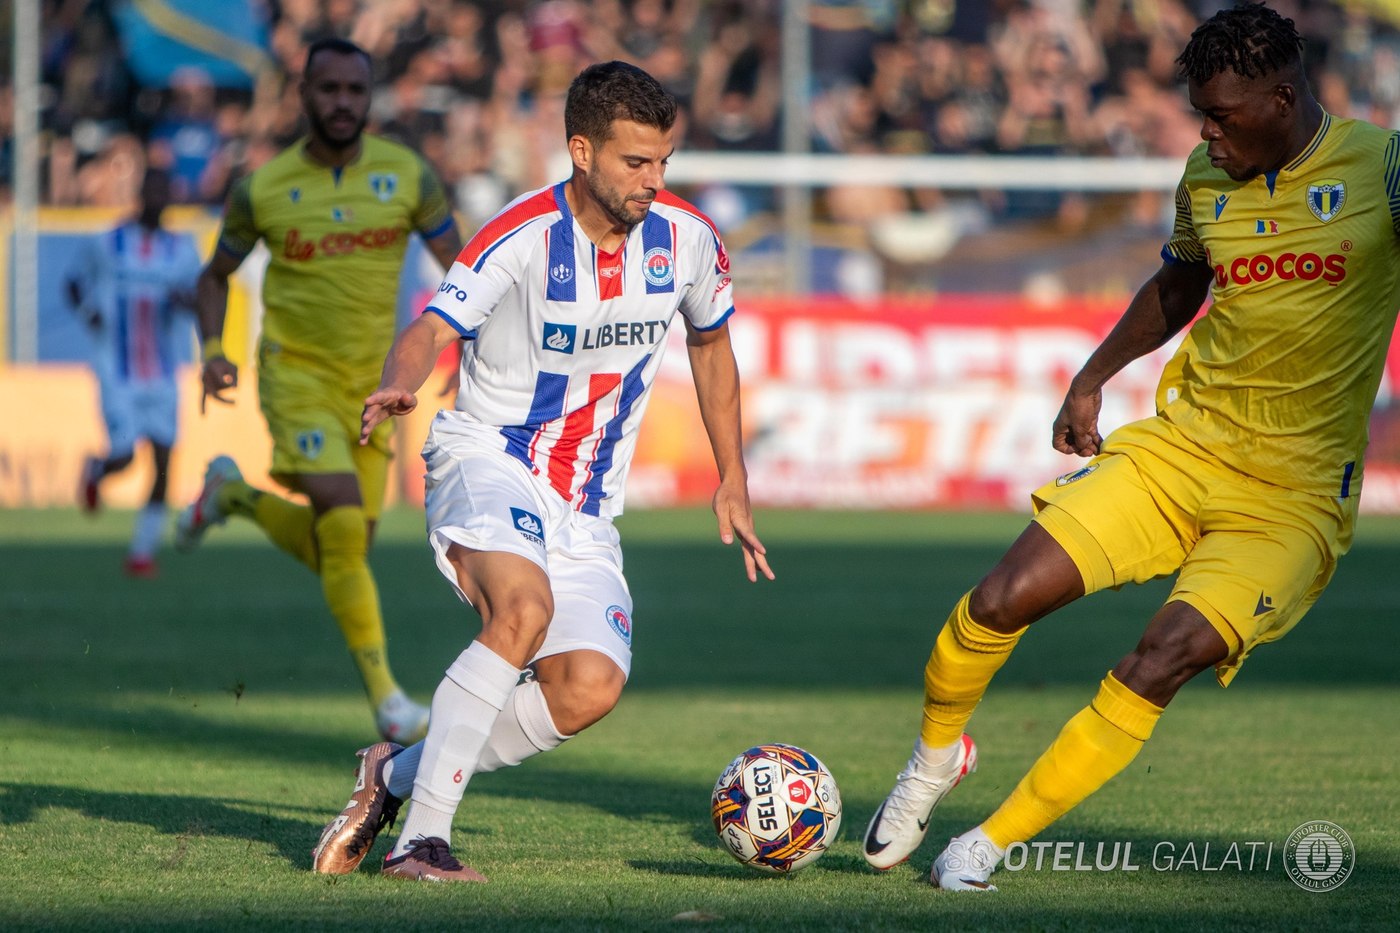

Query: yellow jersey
<box><xmin>1161</xmin><ymin>114</ymin><xmax>1400</xmax><ymax>498</ymax></box>
<box><xmin>216</xmin><ymin>134</ymin><xmax>454</xmax><ymax>385</ymax></box>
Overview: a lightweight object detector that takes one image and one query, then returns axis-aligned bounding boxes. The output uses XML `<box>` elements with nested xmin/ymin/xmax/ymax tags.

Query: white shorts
<box><xmin>100</xmin><ymin>379</ymin><xmax>178</xmax><ymax>457</ymax></box>
<box><xmin>422</xmin><ymin>414</ymin><xmax>634</xmax><ymax>677</ymax></box>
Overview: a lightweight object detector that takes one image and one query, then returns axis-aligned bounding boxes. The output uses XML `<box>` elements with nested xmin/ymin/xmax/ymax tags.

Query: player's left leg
<box><xmin>81</xmin><ymin>380</ymin><xmax>137</xmax><ymax>514</ymax></box>
<box><xmin>298</xmin><ymin>469</ymin><xmax>426</xmax><ymax>742</ymax></box>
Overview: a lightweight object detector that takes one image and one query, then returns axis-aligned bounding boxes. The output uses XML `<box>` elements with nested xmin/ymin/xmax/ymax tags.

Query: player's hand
<box><xmin>200</xmin><ymin>357</ymin><xmax>239</xmax><ymax>414</ymax></box>
<box><xmin>1052</xmin><ymin>384</ymin><xmax>1104</xmax><ymax>457</ymax></box>
<box><xmin>361</xmin><ymin>387</ymin><xmax>417</xmax><ymax>445</ymax></box>
<box><xmin>712</xmin><ymin>482</ymin><xmax>775</xmax><ymax>583</ymax></box>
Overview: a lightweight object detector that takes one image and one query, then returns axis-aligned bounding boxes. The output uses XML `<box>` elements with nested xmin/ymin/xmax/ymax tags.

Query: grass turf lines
<box><xmin>1</xmin><ymin>507</ymin><xmax>1396</xmax><ymax>931</ymax></box>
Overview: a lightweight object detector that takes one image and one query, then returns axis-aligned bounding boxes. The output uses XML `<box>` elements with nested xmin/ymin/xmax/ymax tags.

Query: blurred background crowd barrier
<box><xmin>5</xmin><ymin>0</ymin><xmax>1400</xmax><ymax>511</ymax></box>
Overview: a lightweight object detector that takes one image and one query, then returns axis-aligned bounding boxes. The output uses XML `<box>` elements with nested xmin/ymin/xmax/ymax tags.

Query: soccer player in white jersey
<box><xmin>68</xmin><ymin>167</ymin><xmax>202</xmax><ymax>578</ymax></box>
<box><xmin>310</xmin><ymin>60</ymin><xmax>774</xmax><ymax>881</ymax></box>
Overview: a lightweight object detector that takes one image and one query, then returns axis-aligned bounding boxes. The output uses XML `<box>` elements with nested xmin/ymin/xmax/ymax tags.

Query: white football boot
<box><xmin>932</xmin><ymin>826</ymin><xmax>1003</xmax><ymax>891</ymax></box>
<box><xmin>375</xmin><ymin>690</ymin><xmax>430</xmax><ymax>744</ymax></box>
<box><xmin>863</xmin><ymin>733</ymin><xmax>978</xmax><ymax>869</ymax></box>
<box><xmin>175</xmin><ymin>455</ymin><xmax>242</xmax><ymax>551</ymax></box>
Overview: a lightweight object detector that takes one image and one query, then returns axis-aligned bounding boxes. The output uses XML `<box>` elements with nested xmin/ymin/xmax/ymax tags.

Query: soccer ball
<box><xmin>710</xmin><ymin>743</ymin><xmax>843</xmax><ymax>874</ymax></box>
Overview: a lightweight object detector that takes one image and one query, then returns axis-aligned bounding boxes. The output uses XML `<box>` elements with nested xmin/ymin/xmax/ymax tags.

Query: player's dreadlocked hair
<box><xmin>565</xmin><ymin>61</ymin><xmax>677</xmax><ymax>146</ymax></box>
<box><xmin>1176</xmin><ymin>3</ymin><xmax>1304</xmax><ymax>84</ymax></box>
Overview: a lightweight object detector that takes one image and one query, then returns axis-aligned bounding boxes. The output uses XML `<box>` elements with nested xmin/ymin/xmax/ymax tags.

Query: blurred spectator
<box><xmin>147</xmin><ymin>67</ymin><xmax>227</xmax><ymax>205</ymax></box>
<box><xmin>7</xmin><ymin>0</ymin><xmax>1398</xmax><ymax>287</ymax></box>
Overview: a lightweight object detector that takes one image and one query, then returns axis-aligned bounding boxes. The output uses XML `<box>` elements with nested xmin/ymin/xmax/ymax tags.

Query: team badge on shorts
<box><xmin>1306</xmin><ymin>179</ymin><xmax>1346</xmax><ymax>223</ymax></box>
<box><xmin>606</xmin><ymin>605</ymin><xmax>632</xmax><ymax>646</ymax></box>
<box><xmin>1054</xmin><ymin>463</ymin><xmax>1098</xmax><ymax>486</ymax></box>
<box><xmin>509</xmin><ymin>507</ymin><xmax>545</xmax><ymax>546</ymax></box>
<box><xmin>297</xmin><ymin>429</ymin><xmax>324</xmax><ymax>460</ymax></box>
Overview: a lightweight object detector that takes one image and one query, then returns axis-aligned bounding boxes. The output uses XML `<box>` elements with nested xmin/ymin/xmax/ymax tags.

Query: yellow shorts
<box><xmin>257</xmin><ymin>351</ymin><xmax>393</xmax><ymax>519</ymax></box>
<box><xmin>1031</xmin><ymin>417</ymin><xmax>1355</xmax><ymax>686</ymax></box>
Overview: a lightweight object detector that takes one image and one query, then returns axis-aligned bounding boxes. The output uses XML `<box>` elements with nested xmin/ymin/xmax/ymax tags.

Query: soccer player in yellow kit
<box><xmin>178</xmin><ymin>37</ymin><xmax>462</xmax><ymax>742</ymax></box>
<box><xmin>863</xmin><ymin>3</ymin><xmax>1400</xmax><ymax>890</ymax></box>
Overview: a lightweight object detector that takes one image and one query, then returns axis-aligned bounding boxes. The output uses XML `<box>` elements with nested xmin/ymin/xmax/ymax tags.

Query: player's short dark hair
<box><xmin>1177</xmin><ymin>3</ymin><xmax>1304</xmax><ymax>84</ymax></box>
<box><xmin>304</xmin><ymin>36</ymin><xmax>371</xmax><ymax>74</ymax></box>
<box><xmin>564</xmin><ymin>61</ymin><xmax>677</xmax><ymax>146</ymax></box>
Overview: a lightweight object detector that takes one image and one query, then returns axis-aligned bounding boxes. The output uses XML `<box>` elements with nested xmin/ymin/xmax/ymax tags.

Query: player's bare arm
<box><xmin>1053</xmin><ymin>260</ymin><xmax>1213</xmax><ymax>457</ymax></box>
<box><xmin>685</xmin><ymin>319</ymin><xmax>774</xmax><ymax>583</ymax></box>
<box><xmin>422</xmin><ymin>226</ymin><xmax>466</xmax><ymax>398</ymax></box>
<box><xmin>194</xmin><ymin>249</ymin><xmax>245</xmax><ymax>413</ymax></box>
<box><xmin>361</xmin><ymin>311</ymin><xmax>461</xmax><ymax>444</ymax></box>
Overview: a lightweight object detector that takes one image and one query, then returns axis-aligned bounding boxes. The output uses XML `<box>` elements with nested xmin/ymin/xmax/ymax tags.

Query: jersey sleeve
<box><xmin>679</xmin><ymin>223</ymin><xmax>735</xmax><ymax>331</ymax></box>
<box><xmin>1385</xmin><ymin>131</ymin><xmax>1400</xmax><ymax>237</ymax></box>
<box><xmin>423</xmin><ymin>243</ymin><xmax>523</xmax><ymax>338</ymax></box>
<box><xmin>1161</xmin><ymin>173</ymin><xmax>1206</xmax><ymax>264</ymax></box>
<box><xmin>411</xmin><ymin>152</ymin><xmax>456</xmax><ymax>241</ymax></box>
<box><xmin>215</xmin><ymin>175</ymin><xmax>259</xmax><ymax>261</ymax></box>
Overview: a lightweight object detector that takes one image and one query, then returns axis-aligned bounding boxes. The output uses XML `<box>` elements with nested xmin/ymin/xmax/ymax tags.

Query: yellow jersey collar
<box><xmin>1283</xmin><ymin>111</ymin><xmax>1332</xmax><ymax>174</ymax></box>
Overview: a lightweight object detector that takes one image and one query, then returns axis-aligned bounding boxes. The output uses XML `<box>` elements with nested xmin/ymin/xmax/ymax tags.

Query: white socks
<box><xmin>390</xmin><ymin>642</ymin><xmax>520</xmax><ymax>857</ymax></box>
<box><xmin>912</xmin><ymin>736</ymin><xmax>961</xmax><ymax>775</ymax></box>
<box><xmin>383</xmin><ymin>675</ymin><xmax>570</xmax><ymax>799</ymax></box>
<box><xmin>129</xmin><ymin>503</ymin><xmax>166</xmax><ymax>559</ymax></box>
<box><xmin>478</xmin><ymin>676</ymin><xmax>571</xmax><ymax>773</ymax></box>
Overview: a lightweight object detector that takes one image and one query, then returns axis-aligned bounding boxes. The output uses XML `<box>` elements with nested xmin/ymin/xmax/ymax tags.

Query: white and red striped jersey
<box><xmin>426</xmin><ymin>181</ymin><xmax>735</xmax><ymax>518</ymax></box>
<box><xmin>68</xmin><ymin>223</ymin><xmax>202</xmax><ymax>387</ymax></box>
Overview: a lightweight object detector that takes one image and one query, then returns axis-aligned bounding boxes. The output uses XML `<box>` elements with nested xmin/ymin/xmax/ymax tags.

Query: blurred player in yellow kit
<box><xmin>863</xmin><ymin>2</ymin><xmax>1400</xmax><ymax>890</ymax></box>
<box><xmin>177</xmin><ymin>38</ymin><xmax>462</xmax><ymax>742</ymax></box>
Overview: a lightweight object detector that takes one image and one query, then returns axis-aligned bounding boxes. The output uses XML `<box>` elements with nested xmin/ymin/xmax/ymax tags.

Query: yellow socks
<box><xmin>216</xmin><ymin>481</ymin><xmax>317</xmax><ymax>570</ymax></box>
<box><xmin>920</xmin><ymin>591</ymin><xmax>1024</xmax><ymax>748</ymax></box>
<box><xmin>315</xmin><ymin>506</ymin><xmax>399</xmax><ymax>707</ymax></box>
<box><xmin>981</xmin><ymin>673</ymin><xmax>1164</xmax><ymax>849</ymax></box>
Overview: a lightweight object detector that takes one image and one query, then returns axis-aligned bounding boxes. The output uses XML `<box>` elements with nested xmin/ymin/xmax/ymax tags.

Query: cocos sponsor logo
<box><xmin>1213</xmin><ymin>251</ymin><xmax>1346</xmax><ymax>288</ymax></box>
<box><xmin>282</xmin><ymin>226</ymin><xmax>404</xmax><ymax>261</ymax></box>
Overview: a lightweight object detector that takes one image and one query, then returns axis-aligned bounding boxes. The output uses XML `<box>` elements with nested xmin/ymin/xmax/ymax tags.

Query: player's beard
<box><xmin>588</xmin><ymin>174</ymin><xmax>653</xmax><ymax>228</ymax></box>
<box><xmin>308</xmin><ymin>107</ymin><xmax>367</xmax><ymax>151</ymax></box>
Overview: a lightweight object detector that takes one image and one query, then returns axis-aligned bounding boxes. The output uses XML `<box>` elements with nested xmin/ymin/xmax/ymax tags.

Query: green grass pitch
<box><xmin>1</xmin><ymin>507</ymin><xmax>1396</xmax><ymax>931</ymax></box>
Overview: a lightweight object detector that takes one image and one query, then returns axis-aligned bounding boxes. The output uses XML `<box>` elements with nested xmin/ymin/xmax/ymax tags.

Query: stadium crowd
<box><xmin>10</xmin><ymin>1</ymin><xmax>1400</xmax><ymax>268</ymax></box>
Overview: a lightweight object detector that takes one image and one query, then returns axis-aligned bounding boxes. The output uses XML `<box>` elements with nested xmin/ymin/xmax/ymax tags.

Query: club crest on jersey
<box><xmin>369</xmin><ymin>173</ymin><xmax>397</xmax><ymax>202</ymax></box>
<box><xmin>542</xmin><ymin>323</ymin><xmax>577</xmax><ymax>354</ymax></box>
<box><xmin>606</xmin><ymin>605</ymin><xmax>632</xmax><ymax>646</ymax></box>
<box><xmin>551</xmin><ymin>262</ymin><xmax>574</xmax><ymax>285</ymax></box>
<box><xmin>1306</xmin><ymin>179</ymin><xmax>1346</xmax><ymax>222</ymax></box>
<box><xmin>1054</xmin><ymin>463</ymin><xmax>1098</xmax><ymax>486</ymax></box>
<box><xmin>509</xmin><ymin>507</ymin><xmax>545</xmax><ymax>546</ymax></box>
<box><xmin>643</xmin><ymin>247</ymin><xmax>675</xmax><ymax>287</ymax></box>
<box><xmin>297</xmin><ymin>429</ymin><xmax>325</xmax><ymax>460</ymax></box>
